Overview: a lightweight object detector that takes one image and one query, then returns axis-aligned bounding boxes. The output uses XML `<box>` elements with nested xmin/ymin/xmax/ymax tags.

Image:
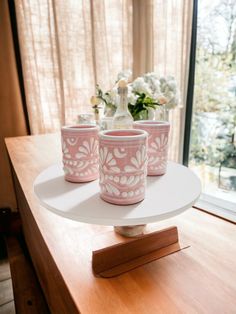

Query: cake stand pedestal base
<box><xmin>92</xmin><ymin>226</ymin><xmax>188</xmax><ymax>278</ymax></box>
<box><xmin>114</xmin><ymin>224</ymin><xmax>146</xmax><ymax>237</ymax></box>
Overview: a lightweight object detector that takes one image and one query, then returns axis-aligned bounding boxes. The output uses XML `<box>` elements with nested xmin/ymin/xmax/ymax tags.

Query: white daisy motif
<box><xmin>124</xmin><ymin>145</ymin><xmax>147</xmax><ymax>172</ymax></box>
<box><xmin>148</xmin><ymin>155</ymin><xmax>159</xmax><ymax>166</ymax></box>
<box><xmin>99</xmin><ymin>147</ymin><xmax>120</xmax><ymax>173</ymax></box>
<box><xmin>149</xmin><ymin>134</ymin><xmax>168</xmax><ymax>153</ymax></box>
<box><xmin>156</xmin><ymin>155</ymin><xmax>167</xmax><ymax>169</ymax></box>
<box><xmin>148</xmin><ymin>155</ymin><xmax>167</xmax><ymax>171</ymax></box>
<box><xmin>75</xmin><ymin>138</ymin><xmax>98</xmax><ymax>159</ymax></box>
<box><xmin>62</xmin><ymin>140</ymin><xmax>71</xmax><ymax>159</ymax></box>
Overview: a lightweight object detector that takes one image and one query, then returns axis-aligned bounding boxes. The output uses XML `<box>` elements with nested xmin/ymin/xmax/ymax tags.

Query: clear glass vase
<box><xmin>100</xmin><ymin>103</ymin><xmax>116</xmax><ymax>130</ymax></box>
<box><xmin>155</xmin><ymin>105</ymin><xmax>169</xmax><ymax>121</ymax></box>
<box><xmin>104</xmin><ymin>103</ymin><xmax>116</xmax><ymax>117</ymax></box>
<box><xmin>135</xmin><ymin>108</ymin><xmax>155</xmax><ymax>121</ymax></box>
<box><xmin>147</xmin><ymin>108</ymin><xmax>155</xmax><ymax>120</ymax></box>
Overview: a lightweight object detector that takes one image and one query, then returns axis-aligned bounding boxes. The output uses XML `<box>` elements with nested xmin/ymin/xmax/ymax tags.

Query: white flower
<box><xmin>95</xmin><ymin>71</ymin><xmax>179</xmax><ymax>112</ymax></box>
<box><xmin>103</xmin><ymin>87</ymin><xmax>118</xmax><ymax>106</ymax></box>
<box><xmin>132</xmin><ymin>77</ymin><xmax>152</xmax><ymax>96</ymax></box>
<box><xmin>143</xmin><ymin>72</ymin><xmax>161</xmax><ymax>95</ymax></box>
<box><xmin>144</xmin><ymin>72</ymin><xmax>159</xmax><ymax>80</ymax></box>
<box><xmin>117</xmin><ymin>70</ymin><xmax>132</xmax><ymax>81</ymax></box>
<box><xmin>166</xmin><ymin>75</ymin><xmax>175</xmax><ymax>81</ymax></box>
<box><xmin>157</xmin><ymin>94</ymin><xmax>168</xmax><ymax>105</ymax></box>
<box><xmin>159</xmin><ymin>77</ymin><xmax>167</xmax><ymax>84</ymax></box>
<box><xmin>159</xmin><ymin>76</ymin><xmax>179</xmax><ymax>109</ymax></box>
<box><xmin>165</xmin><ymin>95</ymin><xmax>179</xmax><ymax>109</ymax></box>
<box><xmin>165</xmin><ymin>90</ymin><xmax>174</xmax><ymax>98</ymax></box>
<box><xmin>144</xmin><ymin>72</ymin><xmax>159</xmax><ymax>82</ymax></box>
<box><xmin>168</xmin><ymin>81</ymin><xmax>177</xmax><ymax>91</ymax></box>
<box><xmin>128</xmin><ymin>91</ymin><xmax>138</xmax><ymax>106</ymax></box>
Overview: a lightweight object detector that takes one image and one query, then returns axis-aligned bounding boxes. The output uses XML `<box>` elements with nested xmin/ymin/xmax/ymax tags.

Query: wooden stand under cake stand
<box><xmin>34</xmin><ymin>162</ymin><xmax>201</xmax><ymax>277</ymax></box>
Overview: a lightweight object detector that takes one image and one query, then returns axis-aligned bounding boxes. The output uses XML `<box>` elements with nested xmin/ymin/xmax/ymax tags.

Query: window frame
<box><xmin>183</xmin><ymin>0</ymin><xmax>236</xmax><ymax>222</ymax></box>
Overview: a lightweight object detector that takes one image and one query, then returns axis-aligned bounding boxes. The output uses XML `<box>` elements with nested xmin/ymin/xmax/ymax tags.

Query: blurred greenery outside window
<box><xmin>189</xmin><ymin>0</ymin><xmax>236</xmax><ymax>209</ymax></box>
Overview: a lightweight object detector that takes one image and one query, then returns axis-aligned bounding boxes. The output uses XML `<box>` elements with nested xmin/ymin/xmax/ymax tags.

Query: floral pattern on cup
<box><xmin>133</xmin><ymin>121</ymin><xmax>170</xmax><ymax>175</ymax></box>
<box><xmin>99</xmin><ymin>129</ymin><xmax>148</xmax><ymax>205</ymax></box>
<box><xmin>61</xmin><ymin>125</ymin><xmax>99</xmax><ymax>182</ymax></box>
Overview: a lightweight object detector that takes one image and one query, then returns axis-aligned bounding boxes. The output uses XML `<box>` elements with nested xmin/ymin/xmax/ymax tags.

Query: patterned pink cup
<box><xmin>99</xmin><ymin>129</ymin><xmax>148</xmax><ymax>205</ymax></box>
<box><xmin>133</xmin><ymin>121</ymin><xmax>170</xmax><ymax>176</ymax></box>
<box><xmin>61</xmin><ymin>125</ymin><xmax>99</xmax><ymax>182</ymax></box>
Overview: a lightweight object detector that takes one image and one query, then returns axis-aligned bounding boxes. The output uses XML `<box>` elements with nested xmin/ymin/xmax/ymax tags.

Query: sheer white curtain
<box><xmin>15</xmin><ymin>0</ymin><xmax>133</xmax><ymax>133</ymax></box>
<box><xmin>153</xmin><ymin>0</ymin><xmax>193</xmax><ymax>161</ymax></box>
<box><xmin>15</xmin><ymin>0</ymin><xmax>192</xmax><ymax>161</ymax></box>
<box><xmin>132</xmin><ymin>0</ymin><xmax>193</xmax><ymax>161</ymax></box>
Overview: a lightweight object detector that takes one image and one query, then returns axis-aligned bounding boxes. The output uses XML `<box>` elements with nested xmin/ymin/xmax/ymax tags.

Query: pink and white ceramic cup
<box><xmin>61</xmin><ymin>125</ymin><xmax>99</xmax><ymax>182</ymax></box>
<box><xmin>99</xmin><ymin>129</ymin><xmax>148</xmax><ymax>205</ymax></box>
<box><xmin>133</xmin><ymin>121</ymin><xmax>170</xmax><ymax>176</ymax></box>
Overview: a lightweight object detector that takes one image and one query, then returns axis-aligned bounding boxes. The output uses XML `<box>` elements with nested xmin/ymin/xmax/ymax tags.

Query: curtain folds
<box><xmin>15</xmin><ymin>0</ymin><xmax>193</xmax><ymax>161</ymax></box>
<box><xmin>153</xmin><ymin>0</ymin><xmax>193</xmax><ymax>161</ymax></box>
<box><xmin>15</xmin><ymin>0</ymin><xmax>133</xmax><ymax>134</ymax></box>
<box><xmin>133</xmin><ymin>0</ymin><xmax>154</xmax><ymax>78</ymax></box>
<box><xmin>0</xmin><ymin>0</ymin><xmax>28</xmax><ymax>210</ymax></box>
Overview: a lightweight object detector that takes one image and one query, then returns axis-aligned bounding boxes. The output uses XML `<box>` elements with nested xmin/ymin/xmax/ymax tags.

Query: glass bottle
<box><xmin>162</xmin><ymin>104</ymin><xmax>169</xmax><ymax>121</ymax></box>
<box><xmin>112</xmin><ymin>80</ymin><xmax>134</xmax><ymax>129</ymax></box>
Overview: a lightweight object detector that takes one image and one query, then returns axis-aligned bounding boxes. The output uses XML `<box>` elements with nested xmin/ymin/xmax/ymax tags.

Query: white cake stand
<box><xmin>34</xmin><ymin>162</ymin><xmax>201</xmax><ymax>230</ymax></box>
<box><xmin>34</xmin><ymin>162</ymin><xmax>201</xmax><ymax>277</ymax></box>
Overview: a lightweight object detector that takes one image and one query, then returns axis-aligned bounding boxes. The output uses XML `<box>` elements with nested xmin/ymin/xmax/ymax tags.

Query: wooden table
<box><xmin>5</xmin><ymin>133</ymin><xmax>236</xmax><ymax>314</ymax></box>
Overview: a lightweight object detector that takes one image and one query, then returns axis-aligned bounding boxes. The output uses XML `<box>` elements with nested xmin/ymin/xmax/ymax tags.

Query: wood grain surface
<box><xmin>5</xmin><ymin>133</ymin><xmax>236</xmax><ymax>314</ymax></box>
<box><xmin>93</xmin><ymin>226</ymin><xmax>185</xmax><ymax>277</ymax></box>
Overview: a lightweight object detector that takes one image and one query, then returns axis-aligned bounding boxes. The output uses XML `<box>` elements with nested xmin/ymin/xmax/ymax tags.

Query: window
<box><xmin>188</xmin><ymin>0</ymin><xmax>236</xmax><ymax>220</ymax></box>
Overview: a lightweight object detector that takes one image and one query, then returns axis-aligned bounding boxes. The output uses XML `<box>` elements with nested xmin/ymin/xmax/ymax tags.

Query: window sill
<box><xmin>194</xmin><ymin>199</ymin><xmax>236</xmax><ymax>223</ymax></box>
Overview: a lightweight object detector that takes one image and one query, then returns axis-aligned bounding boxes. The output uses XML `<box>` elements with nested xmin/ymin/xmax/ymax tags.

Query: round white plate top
<box><xmin>34</xmin><ymin>162</ymin><xmax>201</xmax><ymax>226</ymax></box>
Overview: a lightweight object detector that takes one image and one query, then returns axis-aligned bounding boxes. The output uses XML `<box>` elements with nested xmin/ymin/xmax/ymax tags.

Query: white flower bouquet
<box><xmin>93</xmin><ymin>70</ymin><xmax>179</xmax><ymax>120</ymax></box>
